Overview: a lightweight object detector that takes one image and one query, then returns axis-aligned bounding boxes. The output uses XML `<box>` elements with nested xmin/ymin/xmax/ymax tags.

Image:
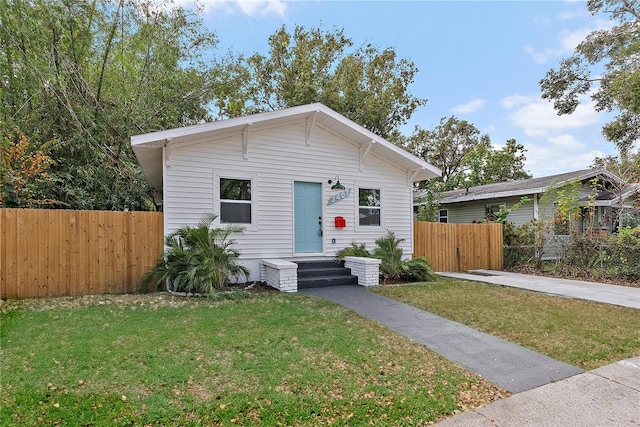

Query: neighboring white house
<box><xmin>415</xmin><ymin>168</ymin><xmax>640</xmax><ymax>233</ymax></box>
<box><xmin>132</xmin><ymin>103</ymin><xmax>441</xmax><ymax>291</ymax></box>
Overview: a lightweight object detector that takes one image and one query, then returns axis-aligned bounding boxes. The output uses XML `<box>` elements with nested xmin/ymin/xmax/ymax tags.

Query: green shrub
<box><xmin>141</xmin><ymin>213</ymin><xmax>250</xmax><ymax>295</ymax></box>
<box><xmin>563</xmin><ymin>232</ymin><xmax>602</xmax><ymax>270</ymax></box>
<box><xmin>335</xmin><ymin>242</ymin><xmax>371</xmax><ymax>260</ymax></box>
<box><xmin>503</xmin><ymin>222</ymin><xmax>536</xmax><ymax>267</ymax></box>
<box><xmin>403</xmin><ymin>257</ymin><xmax>437</xmax><ymax>282</ymax></box>
<box><xmin>336</xmin><ymin>231</ymin><xmax>436</xmax><ymax>283</ymax></box>
<box><xmin>374</xmin><ymin>231</ymin><xmax>406</xmax><ymax>281</ymax></box>
<box><xmin>604</xmin><ymin>226</ymin><xmax>640</xmax><ymax>281</ymax></box>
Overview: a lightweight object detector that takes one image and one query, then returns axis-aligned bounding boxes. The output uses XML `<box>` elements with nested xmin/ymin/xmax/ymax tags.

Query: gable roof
<box><xmin>589</xmin><ymin>182</ymin><xmax>640</xmax><ymax>207</ymax></box>
<box><xmin>426</xmin><ymin>168</ymin><xmax>623</xmax><ymax>204</ymax></box>
<box><xmin>131</xmin><ymin>103</ymin><xmax>441</xmax><ymax>193</ymax></box>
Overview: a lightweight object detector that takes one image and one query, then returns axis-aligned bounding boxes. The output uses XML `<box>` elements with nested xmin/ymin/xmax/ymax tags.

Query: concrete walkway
<box><xmin>438</xmin><ymin>270</ymin><xmax>640</xmax><ymax>309</ymax></box>
<box><xmin>300</xmin><ymin>285</ymin><xmax>583</xmax><ymax>394</ymax></box>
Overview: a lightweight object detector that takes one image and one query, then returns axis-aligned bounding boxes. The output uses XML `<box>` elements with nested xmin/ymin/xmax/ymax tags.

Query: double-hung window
<box><xmin>359</xmin><ymin>188</ymin><xmax>381</xmax><ymax>226</ymax></box>
<box><xmin>220</xmin><ymin>178</ymin><xmax>252</xmax><ymax>224</ymax></box>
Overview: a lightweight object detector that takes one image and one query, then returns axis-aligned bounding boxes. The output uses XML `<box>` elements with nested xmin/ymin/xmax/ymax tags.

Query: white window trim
<box><xmin>213</xmin><ymin>171</ymin><xmax>258</xmax><ymax>231</ymax></box>
<box><xmin>355</xmin><ymin>186</ymin><xmax>383</xmax><ymax>230</ymax></box>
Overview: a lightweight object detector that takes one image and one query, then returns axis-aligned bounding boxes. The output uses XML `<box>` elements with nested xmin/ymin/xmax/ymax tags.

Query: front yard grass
<box><xmin>0</xmin><ymin>292</ymin><xmax>506</xmax><ymax>426</ymax></box>
<box><xmin>373</xmin><ymin>277</ymin><xmax>640</xmax><ymax>370</ymax></box>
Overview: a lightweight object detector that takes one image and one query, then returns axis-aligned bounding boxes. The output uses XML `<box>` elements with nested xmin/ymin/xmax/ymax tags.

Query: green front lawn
<box><xmin>0</xmin><ymin>292</ymin><xmax>505</xmax><ymax>426</ymax></box>
<box><xmin>373</xmin><ymin>278</ymin><xmax>640</xmax><ymax>370</ymax></box>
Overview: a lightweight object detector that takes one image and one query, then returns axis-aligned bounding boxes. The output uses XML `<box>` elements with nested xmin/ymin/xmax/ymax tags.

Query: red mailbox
<box><xmin>334</xmin><ymin>216</ymin><xmax>346</xmax><ymax>228</ymax></box>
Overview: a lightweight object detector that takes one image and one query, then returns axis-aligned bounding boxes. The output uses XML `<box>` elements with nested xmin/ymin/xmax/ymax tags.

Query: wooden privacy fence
<box><xmin>1</xmin><ymin>209</ymin><xmax>163</xmax><ymax>299</ymax></box>
<box><xmin>414</xmin><ymin>222</ymin><xmax>503</xmax><ymax>272</ymax></box>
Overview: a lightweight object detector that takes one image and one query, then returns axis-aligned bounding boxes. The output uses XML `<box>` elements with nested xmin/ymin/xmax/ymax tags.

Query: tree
<box><xmin>592</xmin><ymin>152</ymin><xmax>640</xmax><ymax>227</ymax></box>
<box><xmin>0</xmin><ymin>122</ymin><xmax>55</xmax><ymax>207</ymax></box>
<box><xmin>407</xmin><ymin>117</ymin><xmax>530</xmax><ymax>190</ymax></box>
<box><xmin>539</xmin><ymin>0</ymin><xmax>640</xmax><ymax>155</ymax></box>
<box><xmin>592</xmin><ymin>151</ymin><xmax>640</xmax><ymax>182</ymax></box>
<box><xmin>463</xmin><ymin>139</ymin><xmax>532</xmax><ymax>187</ymax></box>
<box><xmin>414</xmin><ymin>180</ymin><xmax>445</xmax><ymax>222</ymax></box>
<box><xmin>409</xmin><ymin>117</ymin><xmax>531</xmax><ymax>221</ymax></box>
<box><xmin>407</xmin><ymin>116</ymin><xmax>488</xmax><ymax>190</ymax></box>
<box><xmin>229</xmin><ymin>25</ymin><xmax>427</xmax><ymax>139</ymax></box>
<box><xmin>0</xmin><ymin>0</ymin><xmax>223</xmax><ymax>210</ymax></box>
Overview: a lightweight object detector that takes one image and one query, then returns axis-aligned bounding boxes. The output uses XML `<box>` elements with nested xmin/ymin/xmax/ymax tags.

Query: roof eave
<box><xmin>440</xmin><ymin>187</ymin><xmax>547</xmax><ymax>204</ymax></box>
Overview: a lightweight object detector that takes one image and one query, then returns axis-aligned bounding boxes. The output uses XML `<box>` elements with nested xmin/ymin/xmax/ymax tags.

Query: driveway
<box><xmin>438</xmin><ymin>270</ymin><xmax>640</xmax><ymax>309</ymax></box>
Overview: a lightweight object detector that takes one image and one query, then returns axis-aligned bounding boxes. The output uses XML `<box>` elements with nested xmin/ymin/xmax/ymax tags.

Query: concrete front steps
<box><xmin>296</xmin><ymin>260</ymin><xmax>359</xmax><ymax>289</ymax></box>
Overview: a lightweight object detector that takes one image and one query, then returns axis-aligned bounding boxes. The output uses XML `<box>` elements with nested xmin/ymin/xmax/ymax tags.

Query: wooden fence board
<box><xmin>1</xmin><ymin>209</ymin><xmax>164</xmax><ymax>299</ymax></box>
<box><xmin>414</xmin><ymin>222</ymin><xmax>503</xmax><ymax>272</ymax></box>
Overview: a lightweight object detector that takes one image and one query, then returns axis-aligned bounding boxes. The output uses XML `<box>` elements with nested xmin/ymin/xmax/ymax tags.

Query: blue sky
<box><xmin>184</xmin><ymin>0</ymin><xmax>618</xmax><ymax>178</ymax></box>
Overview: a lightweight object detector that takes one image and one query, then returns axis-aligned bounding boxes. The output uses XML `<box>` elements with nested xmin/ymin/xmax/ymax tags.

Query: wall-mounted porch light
<box><xmin>328</xmin><ymin>176</ymin><xmax>345</xmax><ymax>190</ymax></box>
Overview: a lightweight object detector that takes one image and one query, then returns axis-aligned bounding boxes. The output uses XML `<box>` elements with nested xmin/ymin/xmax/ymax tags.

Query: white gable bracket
<box><xmin>242</xmin><ymin>123</ymin><xmax>251</xmax><ymax>160</ymax></box>
<box><xmin>359</xmin><ymin>140</ymin><xmax>375</xmax><ymax>171</ymax></box>
<box><xmin>305</xmin><ymin>111</ymin><xmax>318</xmax><ymax>146</ymax></box>
<box><xmin>164</xmin><ymin>138</ymin><xmax>173</xmax><ymax>168</ymax></box>
<box><xmin>407</xmin><ymin>168</ymin><xmax>421</xmax><ymax>185</ymax></box>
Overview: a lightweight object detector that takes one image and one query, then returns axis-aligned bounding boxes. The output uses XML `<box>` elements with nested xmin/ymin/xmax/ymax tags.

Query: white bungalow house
<box><xmin>415</xmin><ymin>168</ymin><xmax>640</xmax><ymax>233</ymax></box>
<box><xmin>132</xmin><ymin>103</ymin><xmax>441</xmax><ymax>292</ymax></box>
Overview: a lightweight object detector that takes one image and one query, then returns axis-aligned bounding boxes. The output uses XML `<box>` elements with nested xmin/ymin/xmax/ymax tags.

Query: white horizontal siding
<box><xmin>164</xmin><ymin>121</ymin><xmax>415</xmax><ymax>280</ymax></box>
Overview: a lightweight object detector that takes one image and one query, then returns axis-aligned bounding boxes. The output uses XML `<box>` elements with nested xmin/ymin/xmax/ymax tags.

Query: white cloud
<box><xmin>500</xmin><ymin>92</ymin><xmax>609</xmax><ymax>176</ymax></box>
<box><xmin>504</xmin><ymin>94</ymin><xmax>600</xmax><ymax>137</ymax></box>
<box><xmin>557</xmin><ymin>7</ymin><xmax>590</xmax><ymax>21</ymax></box>
<box><xmin>524</xmin><ymin>136</ymin><xmax>605</xmax><ymax>177</ymax></box>
<box><xmin>501</xmin><ymin>94</ymin><xmax>533</xmax><ymax>109</ymax></box>
<box><xmin>547</xmin><ymin>134</ymin><xmax>585</xmax><ymax>150</ymax></box>
<box><xmin>232</xmin><ymin>0</ymin><xmax>288</xmax><ymax>17</ymax></box>
<box><xmin>451</xmin><ymin>98</ymin><xmax>486</xmax><ymax>114</ymax></box>
<box><xmin>525</xmin><ymin>18</ymin><xmax>612</xmax><ymax>64</ymax></box>
<box><xmin>171</xmin><ymin>0</ymin><xmax>288</xmax><ymax>17</ymax></box>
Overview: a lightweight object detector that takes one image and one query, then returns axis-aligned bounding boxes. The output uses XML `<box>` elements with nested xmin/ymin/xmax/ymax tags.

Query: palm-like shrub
<box><xmin>337</xmin><ymin>231</ymin><xmax>436</xmax><ymax>283</ymax></box>
<box><xmin>374</xmin><ymin>231</ymin><xmax>406</xmax><ymax>281</ymax></box>
<box><xmin>141</xmin><ymin>214</ymin><xmax>249</xmax><ymax>295</ymax></box>
<box><xmin>403</xmin><ymin>257</ymin><xmax>436</xmax><ymax>282</ymax></box>
<box><xmin>335</xmin><ymin>242</ymin><xmax>372</xmax><ymax>261</ymax></box>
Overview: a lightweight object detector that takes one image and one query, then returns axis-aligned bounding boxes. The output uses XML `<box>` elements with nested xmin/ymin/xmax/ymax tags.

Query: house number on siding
<box><xmin>327</xmin><ymin>188</ymin><xmax>353</xmax><ymax>206</ymax></box>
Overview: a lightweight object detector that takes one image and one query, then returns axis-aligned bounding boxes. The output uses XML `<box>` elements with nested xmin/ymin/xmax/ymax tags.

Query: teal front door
<box><xmin>294</xmin><ymin>181</ymin><xmax>322</xmax><ymax>253</ymax></box>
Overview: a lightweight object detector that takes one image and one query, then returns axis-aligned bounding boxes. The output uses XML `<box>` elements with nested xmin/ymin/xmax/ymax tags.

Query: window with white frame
<box><xmin>220</xmin><ymin>178</ymin><xmax>252</xmax><ymax>224</ymax></box>
<box><xmin>439</xmin><ymin>209</ymin><xmax>448</xmax><ymax>223</ymax></box>
<box><xmin>359</xmin><ymin>188</ymin><xmax>381</xmax><ymax>226</ymax></box>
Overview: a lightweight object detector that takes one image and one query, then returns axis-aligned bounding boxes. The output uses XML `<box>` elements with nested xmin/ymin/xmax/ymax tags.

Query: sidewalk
<box><xmin>436</xmin><ymin>357</ymin><xmax>640</xmax><ymax>426</ymax></box>
<box><xmin>438</xmin><ymin>270</ymin><xmax>640</xmax><ymax>309</ymax></box>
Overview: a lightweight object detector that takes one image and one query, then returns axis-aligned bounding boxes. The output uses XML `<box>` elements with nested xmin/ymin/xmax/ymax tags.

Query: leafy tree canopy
<box><xmin>0</xmin><ymin>122</ymin><xmax>55</xmax><ymax>207</ymax></box>
<box><xmin>539</xmin><ymin>0</ymin><xmax>640</xmax><ymax>155</ymax></box>
<box><xmin>592</xmin><ymin>151</ymin><xmax>640</xmax><ymax>182</ymax></box>
<box><xmin>463</xmin><ymin>138</ymin><xmax>532</xmax><ymax>187</ymax></box>
<box><xmin>219</xmin><ymin>24</ymin><xmax>427</xmax><ymax>139</ymax></box>
<box><xmin>407</xmin><ymin>116</ymin><xmax>530</xmax><ymax>191</ymax></box>
<box><xmin>1</xmin><ymin>0</ymin><xmax>221</xmax><ymax>210</ymax></box>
